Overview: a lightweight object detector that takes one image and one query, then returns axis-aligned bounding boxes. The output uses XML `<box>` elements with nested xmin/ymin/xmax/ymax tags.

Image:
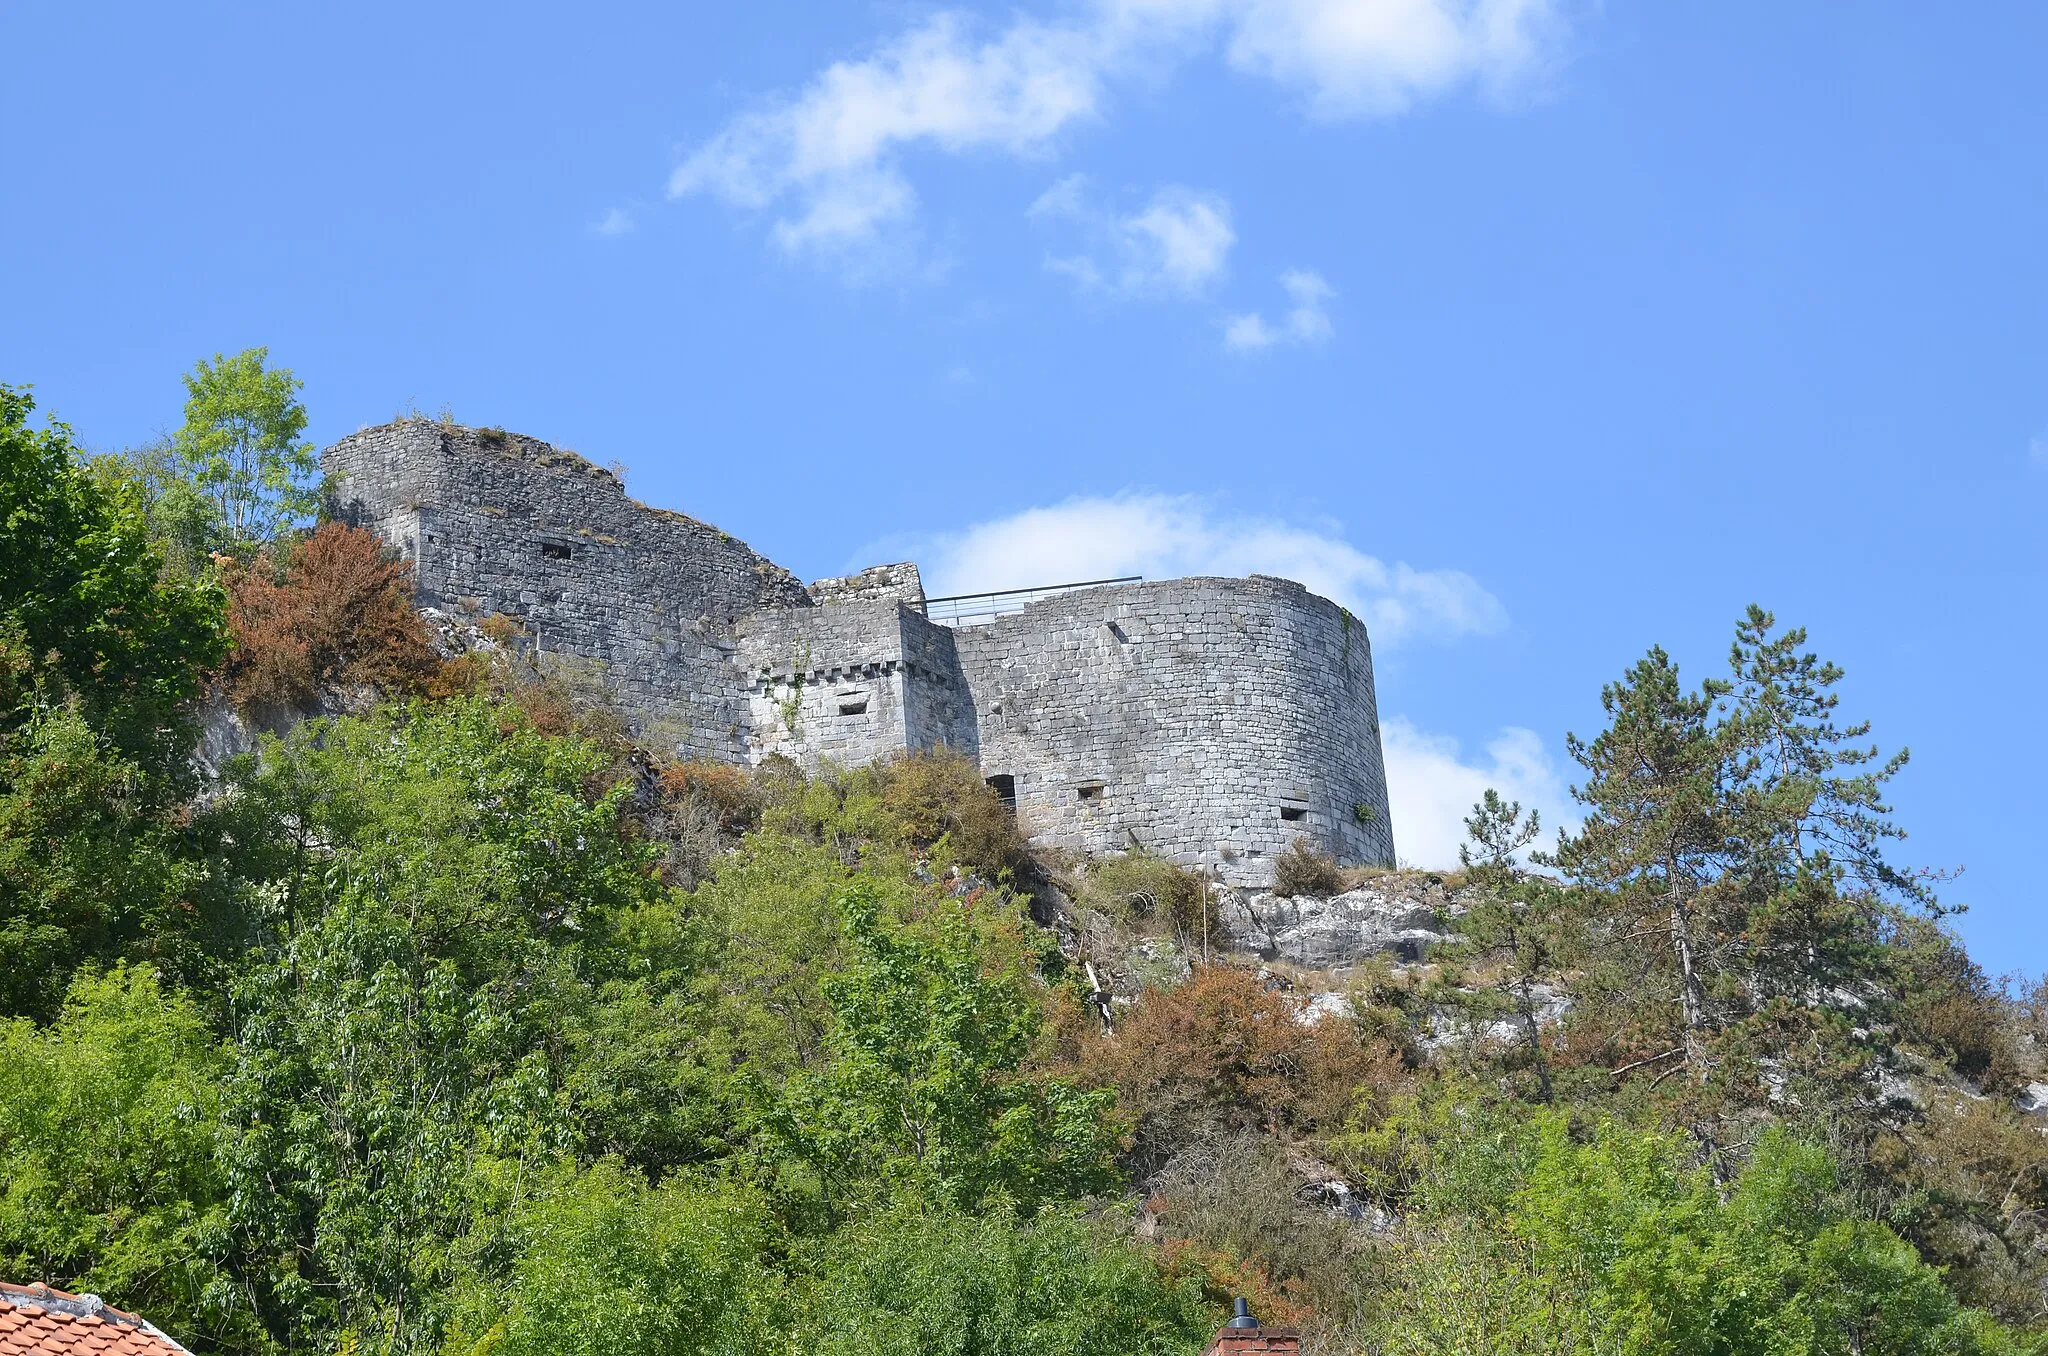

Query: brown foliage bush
<box><xmin>1073</xmin><ymin>964</ymin><xmax>1404</xmax><ymax>1166</ymax></box>
<box><xmin>1272</xmin><ymin>838</ymin><xmax>1345</xmax><ymax>899</ymax></box>
<box><xmin>223</xmin><ymin>522</ymin><xmax>440</xmax><ymax>713</ymax></box>
<box><xmin>659</xmin><ymin>759</ymin><xmax>762</xmax><ymax>834</ymax></box>
<box><xmin>878</xmin><ymin>747</ymin><xmax>1032</xmax><ymax>883</ymax></box>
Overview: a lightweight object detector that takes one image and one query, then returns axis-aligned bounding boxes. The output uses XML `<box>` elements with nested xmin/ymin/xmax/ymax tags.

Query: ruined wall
<box><xmin>948</xmin><ymin>577</ymin><xmax>1395</xmax><ymax>883</ymax></box>
<box><xmin>325</xmin><ymin>420</ymin><xmax>809</xmax><ymax>759</ymax></box>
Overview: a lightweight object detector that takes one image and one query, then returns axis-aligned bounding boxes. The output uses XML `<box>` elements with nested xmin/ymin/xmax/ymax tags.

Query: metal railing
<box><xmin>919</xmin><ymin>576</ymin><xmax>1142</xmax><ymax>627</ymax></box>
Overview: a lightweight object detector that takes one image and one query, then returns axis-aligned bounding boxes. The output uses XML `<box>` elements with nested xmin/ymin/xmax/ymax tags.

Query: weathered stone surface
<box><xmin>1220</xmin><ymin>884</ymin><xmax>1446</xmax><ymax>968</ymax></box>
<box><xmin>323</xmin><ymin>419</ymin><xmax>1398</xmax><ymax>885</ymax></box>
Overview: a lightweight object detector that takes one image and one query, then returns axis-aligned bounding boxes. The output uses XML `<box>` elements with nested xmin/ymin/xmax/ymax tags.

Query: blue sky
<box><xmin>5</xmin><ymin>2</ymin><xmax>2043</xmax><ymax>975</ymax></box>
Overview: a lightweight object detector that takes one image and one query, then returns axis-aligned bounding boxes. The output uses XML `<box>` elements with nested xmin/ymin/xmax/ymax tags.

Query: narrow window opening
<box><xmin>1077</xmin><ymin>782</ymin><xmax>1105</xmax><ymax>803</ymax></box>
<box><xmin>986</xmin><ymin>774</ymin><xmax>1017</xmax><ymax>809</ymax></box>
<box><xmin>1280</xmin><ymin>805</ymin><xmax>1308</xmax><ymax>822</ymax></box>
<box><xmin>838</xmin><ymin>697</ymin><xmax>869</xmax><ymax>716</ymax></box>
<box><xmin>540</xmin><ymin>541</ymin><xmax>572</xmax><ymax>561</ymax></box>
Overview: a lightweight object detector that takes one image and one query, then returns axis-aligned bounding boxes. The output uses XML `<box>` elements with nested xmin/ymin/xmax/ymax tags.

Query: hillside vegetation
<box><xmin>2</xmin><ymin>368</ymin><xmax>2043</xmax><ymax>1355</ymax></box>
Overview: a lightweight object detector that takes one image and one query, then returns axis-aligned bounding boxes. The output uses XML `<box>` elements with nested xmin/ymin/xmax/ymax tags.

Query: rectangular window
<box><xmin>838</xmin><ymin>697</ymin><xmax>869</xmax><ymax>716</ymax></box>
<box><xmin>1077</xmin><ymin>782</ymin><xmax>1105</xmax><ymax>802</ymax></box>
<box><xmin>986</xmin><ymin>774</ymin><xmax>1017</xmax><ymax>809</ymax></box>
<box><xmin>540</xmin><ymin>541</ymin><xmax>571</xmax><ymax>561</ymax></box>
<box><xmin>1280</xmin><ymin>805</ymin><xmax>1308</xmax><ymax>822</ymax></box>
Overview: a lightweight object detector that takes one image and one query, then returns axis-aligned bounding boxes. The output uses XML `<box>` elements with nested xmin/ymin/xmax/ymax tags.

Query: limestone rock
<box><xmin>1220</xmin><ymin>883</ymin><xmax>1448</xmax><ymax>969</ymax></box>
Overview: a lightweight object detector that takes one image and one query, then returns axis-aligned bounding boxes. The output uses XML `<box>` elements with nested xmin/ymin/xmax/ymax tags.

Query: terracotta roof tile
<box><xmin>0</xmin><ymin>1286</ymin><xmax>188</xmax><ymax>1355</ymax></box>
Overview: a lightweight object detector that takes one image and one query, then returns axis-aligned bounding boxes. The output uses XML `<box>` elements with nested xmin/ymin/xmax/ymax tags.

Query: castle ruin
<box><xmin>325</xmin><ymin>420</ymin><xmax>1396</xmax><ymax>884</ymax></box>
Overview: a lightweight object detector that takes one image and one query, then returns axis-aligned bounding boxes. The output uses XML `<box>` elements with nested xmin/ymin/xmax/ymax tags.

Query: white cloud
<box><xmin>671</xmin><ymin>0</ymin><xmax>1566</xmax><ymax>258</ymax></box>
<box><xmin>1225</xmin><ymin>268</ymin><xmax>1334</xmax><ymax>350</ymax></box>
<box><xmin>915</xmin><ymin>492</ymin><xmax>1506</xmax><ymax>644</ymax></box>
<box><xmin>669</xmin><ymin>13</ymin><xmax>1105</xmax><ymax>253</ymax></box>
<box><xmin>591</xmin><ymin>206</ymin><xmax>637</xmax><ymax>238</ymax></box>
<box><xmin>1033</xmin><ymin>177</ymin><xmax>1236</xmax><ymax>296</ymax></box>
<box><xmin>1380</xmin><ymin>717</ymin><xmax>1573</xmax><ymax>869</ymax></box>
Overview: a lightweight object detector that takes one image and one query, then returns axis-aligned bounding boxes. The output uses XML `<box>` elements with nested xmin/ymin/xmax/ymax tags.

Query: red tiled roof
<box><xmin>0</xmin><ymin>1284</ymin><xmax>190</xmax><ymax>1355</ymax></box>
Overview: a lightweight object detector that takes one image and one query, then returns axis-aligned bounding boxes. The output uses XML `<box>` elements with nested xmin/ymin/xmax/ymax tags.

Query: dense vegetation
<box><xmin>1</xmin><ymin>366</ymin><xmax>2042</xmax><ymax>1354</ymax></box>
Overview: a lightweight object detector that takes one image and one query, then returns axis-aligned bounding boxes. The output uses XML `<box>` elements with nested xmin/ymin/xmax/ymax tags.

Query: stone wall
<box><xmin>733</xmin><ymin>597</ymin><xmax>979</xmax><ymax>767</ymax></box>
<box><xmin>322</xmin><ymin>422</ymin><xmax>1395</xmax><ymax>882</ymax></box>
<box><xmin>948</xmin><ymin>576</ymin><xmax>1395</xmax><ymax>882</ymax></box>
<box><xmin>325</xmin><ymin>420</ymin><xmax>808</xmax><ymax>759</ymax></box>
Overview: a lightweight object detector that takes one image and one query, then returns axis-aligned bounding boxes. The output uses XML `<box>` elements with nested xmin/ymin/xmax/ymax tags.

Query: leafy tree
<box><xmin>88</xmin><ymin>438</ymin><xmax>222</xmax><ymax>580</ymax></box>
<box><xmin>211</xmin><ymin>699</ymin><xmax>678</xmax><ymax>1352</ymax></box>
<box><xmin>789</xmin><ymin>1201</ymin><xmax>1216</xmax><ymax>1356</ymax></box>
<box><xmin>772</xmin><ymin>881</ymin><xmax>1123</xmax><ymax>1220</ymax></box>
<box><xmin>0</xmin><ymin>383</ymin><xmax>226</xmax><ymax>771</ymax></box>
<box><xmin>1374</xmin><ymin>1107</ymin><xmax>2029</xmax><ymax>1356</ymax></box>
<box><xmin>443</xmin><ymin>1159</ymin><xmax>779</xmax><ymax>1356</ymax></box>
<box><xmin>0</xmin><ymin>967</ymin><xmax>265</xmax><ymax>1352</ymax></box>
<box><xmin>1073</xmin><ymin>963</ymin><xmax>1399</xmax><ymax>1170</ymax></box>
<box><xmin>172</xmin><ymin>348</ymin><xmax>319</xmax><ymax>551</ymax></box>
<box><xmin>0</xmin><ymin>707</ymin><xmax>215</xmax><ymax>1019</ymax></box>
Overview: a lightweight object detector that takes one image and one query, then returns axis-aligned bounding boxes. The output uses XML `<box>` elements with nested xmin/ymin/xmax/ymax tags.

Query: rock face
<box><xmin>1219</xmin><ymin>879</ymin><xmax>1455</xmax><ymax>969</ymax></box>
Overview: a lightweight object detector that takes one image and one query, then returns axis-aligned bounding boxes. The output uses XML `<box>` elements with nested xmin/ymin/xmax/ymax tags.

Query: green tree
<box><xmin>173</xmin><ymin>348</ymin><xmax>319</xmax><ymax>551</ymax></box>
<box><xmin>772</xmin><ymin>881</ymin><xmax>1123</xmax><ymax>1221</ymax></box>
<box><xmin>442</xmin><ymin>1159</ymin><xmax>778</xmax><ymax>1356</ymax></box>
<box><xmin>0</xmin><ymin>707</ymin><xmax>217</xmax><ymax>1020</ymax></box>
<box><xmin>1454</xmin><ymin>790</ymin><xmax>1558</xmax><ymax>1102</ymax></box>
<box><xmin>88</xmin><ymin>438</ymin><xmax>222</xmax><ymax>580</ymax></box>
<box><xmin>1546</xmin><ymin>647</ymin><xmax>1736</xmax><ymax>1077</ymax></box>
<box><xmin>790</xmin><ymin>1201</ymin><xmax>1215</xmax><ymax>1356</ymax></box>
<box><xmin>0</xmin><ymin>383</ymin><xmax>226</xmax><ymax>771</ymax></box>
<box><xmin>1375</xmin><ymin>1106</ymin><xmax>2028</xmax><ymax>1356</ymax></box>
<box><xmin>211</xmin><ymin>699</ymin><xmax>679</xmax><ymax>1352</ymax></box>
<box><xmin>0</xmin><ymin>966</ymin><xmax>266</xmax><ymax>1352</ymax></box>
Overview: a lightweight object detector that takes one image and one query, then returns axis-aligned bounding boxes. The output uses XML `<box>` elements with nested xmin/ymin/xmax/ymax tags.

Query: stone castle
<box><xmin>325</xmin><ymin>419</ymin><xmax>1396</xmax><ymax>884</ymax></box>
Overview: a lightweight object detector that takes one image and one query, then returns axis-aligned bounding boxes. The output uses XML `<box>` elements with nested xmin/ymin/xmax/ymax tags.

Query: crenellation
<box><xmin>324</xmin><ymin>421</ymin><xmax>1393</xmax><ymax>883</ymax></box>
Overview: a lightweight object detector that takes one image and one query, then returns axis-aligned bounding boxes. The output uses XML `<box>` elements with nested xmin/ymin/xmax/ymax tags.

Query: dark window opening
<box><xmin>986</xmin><ymin>774</ymin><xmax>1017</xmax><ymax>809</ymax></box>
<box><xmin>838</xmin><ymin>697</ymin><xmax>869</xmax><ymax>716</ymax></box>
<box><xmin>1077</xmin><ymin>783</ymin><xmax>1105</xmax><ymax>802</ymax></box>
<box><xmin>1280</xmin><ymin>805</ymin><xmax>1308</xmax><ymax>822</ymax></box>
<box><xmin>540</xmin><ymin>541</ymin><xmax>572</xmax><ymax>561</ymax></box>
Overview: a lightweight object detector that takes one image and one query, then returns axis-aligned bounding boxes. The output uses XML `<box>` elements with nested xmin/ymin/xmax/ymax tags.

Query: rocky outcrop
<box><xmin>1219</xmin><ymin>877</ymin><xmax>1461</xmax><ymax>970</ymax></box>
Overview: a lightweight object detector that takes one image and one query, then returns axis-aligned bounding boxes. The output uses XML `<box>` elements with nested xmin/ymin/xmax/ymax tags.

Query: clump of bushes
<box><xmin>654</xmin><ymin>758</ymin><xmax>764</xmax><ymax>887</ymax></box>
<box><xmin>1272</xmin><ymin>838</ymin><xmax>1344</xmax><ymax>899</ymax></box>
<box><xmin>1085</xmin><ymin>853</ymin><xmax>1217</xmax><ymax>948</ymax></box>
<box><xmin>751</xmin><ymin>747</ymin><xmax>1034</xmax><ymax>887</ymax></box>
<box><xmin>1070</xmin><ymin>963</ymin><xmax>1406</xmax><ymax>1168</ymax></box>
<box><xmin>877</xmin><ymin>747</ymin><xmax>1031</xmax><ymax>883</ymax></box>
<box><xmin>222</xmin><ymin>521</ymin><xmax>440</xmax><ymax>714</ymax></box>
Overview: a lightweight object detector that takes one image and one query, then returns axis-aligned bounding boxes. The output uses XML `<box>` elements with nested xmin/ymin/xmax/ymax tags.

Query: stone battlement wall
<box><xmin>326</xmin><ymin>420</ymin><xmax>808</xmax><ymax>759</ymax></box>
<box><xmin>322</xmin><ymin>422</ymin><xmax>1395</xmax><ymax>882</ymax></box>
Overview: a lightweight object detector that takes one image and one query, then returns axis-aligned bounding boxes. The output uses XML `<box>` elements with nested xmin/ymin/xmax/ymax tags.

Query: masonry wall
<box><xmin>325</xmin><ymin>420</ymin><xmax>810</xmax><ymax>759</ymax></box>
<box><xmin>949</xmin><ymin>577</ymin><xmax>1395</xmax><ymax>884</ymax></box>
<box><xmin>733</xmin><ymin>599</ymin><xmax>978</xmax><ymax>768</ymax></box>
